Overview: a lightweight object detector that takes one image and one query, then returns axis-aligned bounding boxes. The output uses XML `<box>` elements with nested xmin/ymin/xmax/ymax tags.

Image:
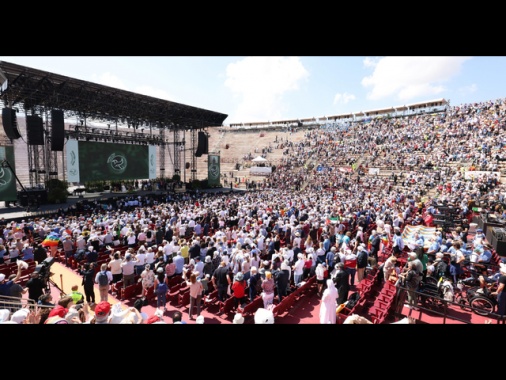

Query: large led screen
<box><xmin>67</xmin><ymin>140</ymin><xmax>156</xmax><ymax>183</ymax></box>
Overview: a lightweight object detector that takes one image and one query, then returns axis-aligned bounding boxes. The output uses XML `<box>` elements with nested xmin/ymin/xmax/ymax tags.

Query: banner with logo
<box><xmin>148</xmin><ymin>145</ymin><xmax>156</xmax><ymax>179</ymax></box>
<box><xmin>0</xmin><ymin>146</ymin><xmax>18</xmax><ymax>202</ymax></box>
<box><xmin>66</xmin><ymin>139</ymin><xmax>80</xmax><ymax>183</ymax></box>
<box><xmin>208</xmin><ymin>154</ymin><xmax>220</xmax><ymax>187</ymax></box>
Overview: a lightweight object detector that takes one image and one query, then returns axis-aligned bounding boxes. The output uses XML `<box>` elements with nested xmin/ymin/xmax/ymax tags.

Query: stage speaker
<box><xmin>195</xmin><ymin>131</ymin><xmax>208</xmax><ymax>157</ymax></box>
<box><xmin>26</xmin><ymin>115</ymin><xmax>45</xmax><ymax>145</ymax></box>
<box><xmin>1</xmin><ymin>108</ymin><xmax>21</xmax><ymax>140</ymax></box>
<box><xmin>51</xmin><ymin>109</ymin><xmax>65</xmax><ymax>151</ymax></box>
<box><xmin>17</xmin><ymin>189</ymin><xmax>48</xmax><ymax>207</ymax></box>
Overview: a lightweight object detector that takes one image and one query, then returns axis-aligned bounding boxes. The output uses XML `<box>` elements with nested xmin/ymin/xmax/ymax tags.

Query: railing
<box><xmin>392</xmin><ymin>285</ymin><xmax>504</xmax><ymax>324</ymax></box>
<box><xmin>0</xmin><ymin>295</ymin><xmax>54</xmax><ymax>312</ymax></box>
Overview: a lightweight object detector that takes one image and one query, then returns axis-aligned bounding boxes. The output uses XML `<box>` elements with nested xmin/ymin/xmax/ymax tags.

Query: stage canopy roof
<box><xmin>0</xmin><ymin>60</ymin><xmax>228</xmax><ymax>130</ymax></box>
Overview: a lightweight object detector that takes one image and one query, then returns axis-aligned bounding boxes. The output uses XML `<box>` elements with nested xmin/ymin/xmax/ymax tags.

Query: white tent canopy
<box><xmin>250</xmin><ymin>155</ymin><xmax>271</xmax><ymax>175</ymax></box>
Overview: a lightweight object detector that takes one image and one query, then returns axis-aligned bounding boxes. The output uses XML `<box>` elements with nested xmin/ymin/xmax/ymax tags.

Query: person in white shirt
<box><xmin>292</xmin><ymin>253</ymin><xmax>305</xmax><ymax>287</ymax></box>
<box><xmin>256</xmin><ymin>235</ymin><xmax>265</xmax><ymax>252</ymax></box>
<box><xmin>162</xmin><ymin>240</ymin><xmax>173</xmax><ymax>260</ymax></box>
<box><xmin>194</xmin><ymin>256</ymin><xmax>205</xmax><ymax>279</ymax></box>
<box><xmin>127</xmin><ymin>231</ymin><xmax>137</xmax><ymax>248</ymax></box>
<box><xmin>102</xmin><ymin>230</ymin><xmax>114</xmax><ymax>245</ymax></box>
<box><xmin>315</xmin><ymin>242</ymin><xmax>326</xmax><ymax>265</ymax></box>
<box><xmin>76</xmin><ymin>235</ymin><xmax>87</xmax><ymax>251</ymax></box>
<box><xmin>120</xmin><ymin>224</ymin><xmax>131</xmax><ymax>240</ymax></box>
<box><xmin>107</xmin><ymin>249</ymin><xmax>123</xmax><ymax>285</ymax></box>
<box><xmin>145</xmin><ymin>247</ymin><xmax>156</xmax><ymax>268</ymax></box>
<box><xmin>283</xmin><ymin>245</ymin><xmax>294</xmax><ymax>265</ymax></box>
<box><xmin>135</xmin><ymin>248</ymin><xmax>147</xmax><ymax>275</ymax></box>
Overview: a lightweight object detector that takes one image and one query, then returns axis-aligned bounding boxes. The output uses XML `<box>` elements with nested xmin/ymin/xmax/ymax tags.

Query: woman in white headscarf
<box><xmin>319</xmin><ymin>278</ymin><xmax>338</xmax><ymax>324</ymax></box>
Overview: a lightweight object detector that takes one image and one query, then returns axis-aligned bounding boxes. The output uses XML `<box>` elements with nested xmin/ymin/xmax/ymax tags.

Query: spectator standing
<box><xmin>94</xmin><ymin>263</ymin><xmax>113</xmax><ymax>303</ymax></box>
<box><xmin>62</xmin><ymin>235</ymin><xmax>75</xmax><ymax>267</ymax></box>
<box><xmin>21</xmin><ymin>243</ymin><xmax>34</xmax><ymax>262</ymax></box>
<box><xmin>107</xmin><ymin>250</ymin><xmax>123</xmax><ymax>284</ymax></box>
<box><xmin>293</xmin><ymin>253</ymin><xmax>305</xmax><ymax>287</ymax></box>
<box><xmin>332</xmin><ymin>262</ymin><xmax>350</xmax><ymax>305</ymax></box>
<box><xmin>368</xmin><ymin>230</ymin><xmax>381</xmax><ymax>267</ymax></box>
<box><xmin>319</xmin><ymin>278</ymin><xmax>338</xmax><ymax>324</ymax></box>
<box><xmin>399</xmin><ymin>261</ymin><xmax>420</xmax><ymax>309</ymax></box>
<box><xmin>186</xmin><ymin>272</ymin><xmax>204</xmax><ymax>320</ymax></box>
<box><xmin>343</xmin><ymin>248</ymin><xmax>358</xmax><ymax>287</ymax></box>
<box><xmin>79</xmin><ymin>262</ymin><xmax>96</xmax><ymax>305</ymax></box>
<box><xmin>231</xmin><ymin>271</ymin><xmax>248</xmax><ymax>310</ymax></box>
<box><xmin>212</xmin><ymin>261</ymin><xmax>231</xmax><ymax>302</ymax></box>
<box><xmin>25</xmin><ymin>271</ymin><xmax>46</xmax><ymax>304</ymax></box>
<box><xmin>261</xmin><ymin>270</ymin><xmax>275</xmax><ymax>309</ymax></box>
<box><xmin>356</xmin><ymin>244</ymin><xmax>369</xmax><ymax>283</ymax></box>
<box><xmin>140</xmin><ymin>264</ymin><xmax>155</xmax><ymax>298</ymax></box>
<box><xmin>154</xmin><ymin>267</ymin><xmax>169</xmax><ymax>312</ymax></box>
<box><xmin>121</xmin><ymin>252</ymin><xmax>136</xmax><ymax>288</ymax></box>
<box><xmin>173</xmin><ymin>251</ymin><xmax>185</xmax><ymax>276</ymax></box>
<box><xmin>248</xmin><ymin>266</ymin><xmax>262</xmax><ymax>301</ymax></box>
<box><xmin>491</xmin><ymin>264</ymin><xmax>506</xmax><ymax>322</ymax></box>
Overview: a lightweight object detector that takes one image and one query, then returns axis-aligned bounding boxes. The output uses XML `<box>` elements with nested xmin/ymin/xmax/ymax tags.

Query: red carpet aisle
<box><xmin>46</xmin><ymin>261</ymin><xmax>324</xmax><ymax>324</ymax></box>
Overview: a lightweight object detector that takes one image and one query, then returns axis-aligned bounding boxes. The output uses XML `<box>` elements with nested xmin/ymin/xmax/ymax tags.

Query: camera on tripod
<box><xmin>34</xmin><ymin>257</ymin><xmax>55</xmax><ymax>289</ymax></box>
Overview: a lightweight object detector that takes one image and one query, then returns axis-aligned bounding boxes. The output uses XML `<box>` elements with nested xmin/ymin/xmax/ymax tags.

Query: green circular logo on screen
<box><xmin>0</xmin><ymin>166</ymin><xmax>13</xmax><ymax>192</ymax></box>
<box><xmin>107</xmin><ymin>153</ymin><xmax>127</xmax><ymax>175</ymax></box>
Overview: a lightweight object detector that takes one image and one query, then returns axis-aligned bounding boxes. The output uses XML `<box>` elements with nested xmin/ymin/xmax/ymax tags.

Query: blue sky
<box><xmin>1</xmin><ymin>56</ymin><xmax>505</xmax><ymax>126</ymax></box>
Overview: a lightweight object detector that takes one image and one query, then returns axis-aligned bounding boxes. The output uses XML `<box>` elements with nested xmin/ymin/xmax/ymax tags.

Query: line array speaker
<box><xmin>26</xmin><ymin>115</ymin><xmax>45</xmax><ymax>145</ymax></box>
<box><xmin>1</xmin><ymin>108</ymin><xmax>21</xmax><ymax>140</ymax></box>
<box><xmin>51</xmin><ymin>109</ymin><xmax>65</xmax><ymax>151</ymax></box>
<box><xmin>195</xmin><ymin>131</ymin><xmax>208</xmax><ymax>157</ymax></box>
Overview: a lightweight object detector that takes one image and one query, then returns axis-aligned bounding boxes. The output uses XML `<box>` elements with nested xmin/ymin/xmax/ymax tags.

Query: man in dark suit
<box><xmin>189</xmin><ymin>239</ymin><xmax>201</xmax><ymax>260</ymax></box>
<box><xmin>332</xmin><ymin>262</ymin><xmax>350</xmax><ymax>305</ymax></box>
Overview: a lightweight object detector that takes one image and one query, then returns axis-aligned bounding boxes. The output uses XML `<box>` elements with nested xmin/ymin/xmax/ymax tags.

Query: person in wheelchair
<box><xmin>478</xmin><ymin>268</ymin><xmax>502</xmax><ymax>296</ymax></box>
<box><xmin>473</xmin><ymin>244</ymin><xmax>493</xmax><ymax>275</ymax></box>
<box><xmin>489</xmin><ymin>264</ymin><xmax>506</xmax><ymax>320</ymax></box>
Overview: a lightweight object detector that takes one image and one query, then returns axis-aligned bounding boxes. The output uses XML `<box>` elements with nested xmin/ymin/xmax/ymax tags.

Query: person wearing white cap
<box><xmin>254</xmin><ymin>307</ymin><xmax>274</xmax><ymax>324</ymax></box>
<box><xmin>232</xmin><ymin>313</ymin><xmax>244</xmax><ymax>324</ymax></box>
<box><xmin>10</xmin><ymin>307</ymin><xmax>30</xmax><ymax>324</ymax></box>
<box><xmin>195</xmin><ymin>315</ymin><xmax>205</xmax><ymax>324</ymax></box>
<box><xmin>0</xmin><ymin>308</ymin><xmax>11</xmax><ymax>323</ymax></box>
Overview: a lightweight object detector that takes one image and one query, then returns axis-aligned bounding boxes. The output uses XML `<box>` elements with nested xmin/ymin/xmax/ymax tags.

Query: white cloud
<box><xmin>91</xmin><ymin>72</ymin><xmax>127</xmax><ymax>91</ymax></box>
<box><xmin>361</xmin><ymin>56</ymin><xmax>472</xmax><ymax>102</ymax></box>
<box><xmin>91</xmin><ymin>72</ymin><xmax>175</xmax><ymax>102</ymax></box>
<box><xmin>333</xmin><ymin>92</ymin><xmax>356</xmax><ymax>105</ymax></box>
<box><xmin>363</xmin><ymin>57</ymin><xmax>380</xmax><ymax>68</ymax></box>
<box><xmin>224</xmin><ymin>56</ymin><xmax>309</xmax><ymax>123</ymax></box>
<box><xmin>458</xmin><ymin>83</ymin><xmax>478</xmax><ymax>96</ymax></box>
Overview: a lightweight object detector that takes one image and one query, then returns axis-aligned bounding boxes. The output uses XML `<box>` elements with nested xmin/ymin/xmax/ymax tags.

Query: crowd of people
<box><xmin>1</xmin><ymin>97</ymin><xmax>506</xmax><ymax>324</ymax></box>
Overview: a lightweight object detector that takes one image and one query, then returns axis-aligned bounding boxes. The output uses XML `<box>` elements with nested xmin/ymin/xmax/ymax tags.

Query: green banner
<box><xmin>0</xmin><ymin>146</ymin><xmax>18</xmax><ymax>202</ymax></box>
<box><xmin>208</xmin><ymin>154</ymin><xmax>220</xmax><ymax>187</ymax></box>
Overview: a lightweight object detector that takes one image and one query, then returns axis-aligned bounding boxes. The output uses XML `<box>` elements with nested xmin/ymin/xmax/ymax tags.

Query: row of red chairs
<box><xmin>272</xmin><ymin>276</ymin><xmax>316</xmax><ymax>318</ymax></box>
<box><xmin>337</xmin><ymin>268</ymin><xmax>379</xmax><ymax>323</ymax></box>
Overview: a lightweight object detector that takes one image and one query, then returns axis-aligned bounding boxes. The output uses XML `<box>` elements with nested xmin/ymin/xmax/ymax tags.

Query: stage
<box><xmin>0</xmin><ymin>187</ymin><xmax>247</xmax><ymax>223</ymax></box>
